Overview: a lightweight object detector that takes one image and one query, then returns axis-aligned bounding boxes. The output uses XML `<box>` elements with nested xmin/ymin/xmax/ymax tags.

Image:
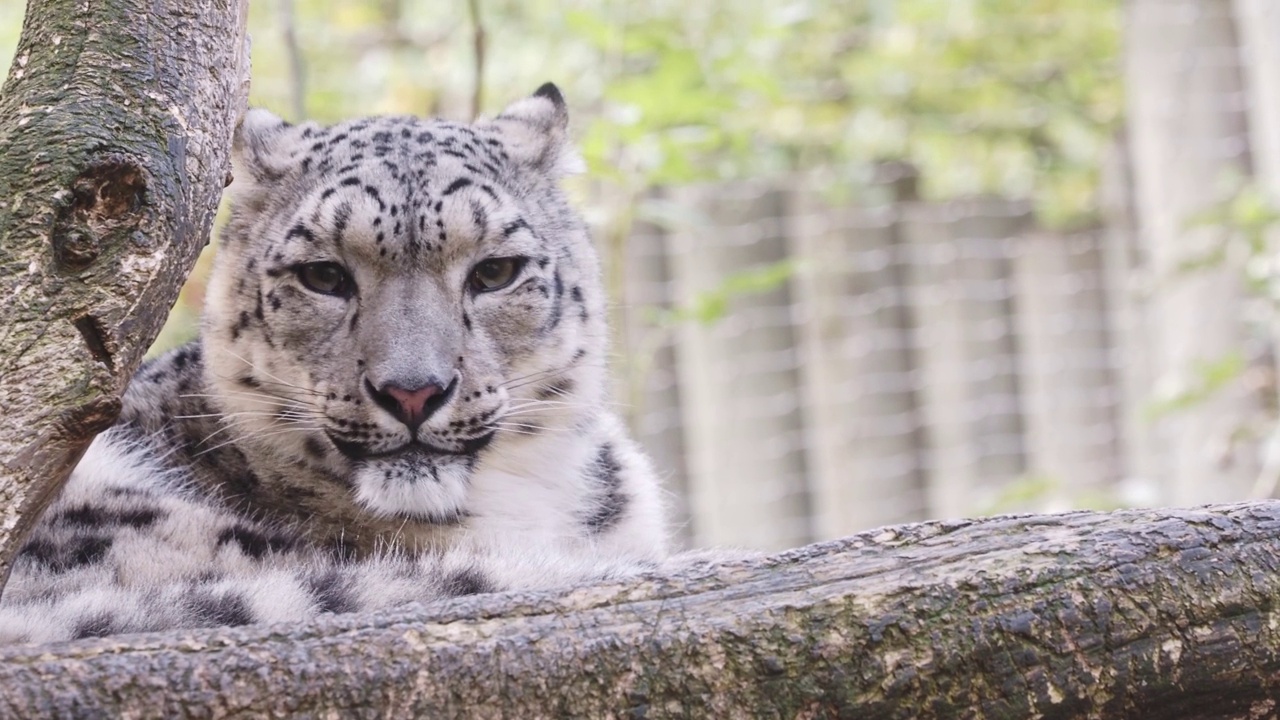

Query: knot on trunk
<box><xmin>57</xmin><ymin>394</ymin><xmax>123</xmax><ymax>441</ymax></box>
<box><xmin>52</xmin><ymin>157</ymin><xmax>149</xmax><ymax>271</ymax></box>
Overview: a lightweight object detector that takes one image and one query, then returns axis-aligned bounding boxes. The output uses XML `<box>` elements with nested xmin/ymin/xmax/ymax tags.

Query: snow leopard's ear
<box><xmin>484</xmin><ymin>83</ymin><xmax>585</xmax><ymax>177</ymax></box>
<box><xmin>231</xmin><ymin>108</ymin><xmax>314</xmax><ymax>184</ymax></box>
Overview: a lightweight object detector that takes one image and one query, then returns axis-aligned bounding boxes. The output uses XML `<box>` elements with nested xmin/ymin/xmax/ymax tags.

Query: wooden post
<box><xmin>616</xmin><ymin>191</ymin><xmax>694</xmax><ymax>545</ymax></box>
<box><xmin>1235</xmin><ymin>0</ymin><xmax>1280</xmax><ymax>497</ymax></box>
<box><xmin>1011</xmin><ymin>229</ymin><xmax>1123</xmax><ymax>503</ymax></box>
<box><xmin>899</xmin><ymin>200</ymin><xmax>1030</xmax><ymax>518</ymax></box>
<box><xmin>667</xmin><ymin>182</ymin><xmax>811</xmax><ymax>550</ymax></box>
<box><xmin>1235</xmin><ymin>0</ymin><xmax>1280</xmax><ymax>190</ymax></box>
<box><xmin>1099</xmin><ymin>132</ymin><xmax>1162</xmax><ymax>502</ymax></box>
<box><xmin>789</xmin><ymin>184</ymin><xmax>926</xmax><ymax>537</ymax></box>
<box><xmin>951</xmin><ymin>202</ymin><xmax>1030</xmax><ymax>485</ymax></box>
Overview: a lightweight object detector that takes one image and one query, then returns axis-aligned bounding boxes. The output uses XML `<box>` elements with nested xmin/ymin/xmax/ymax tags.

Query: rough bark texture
<box><xmin>0</xmin><ymin>0</ymin><xmax>251</xmax><ymax>586</ymax></box>
<box><xmin>0</xmin><ymin>503</ymin><xmax>1275</xmax><ymax>719</ymax></box>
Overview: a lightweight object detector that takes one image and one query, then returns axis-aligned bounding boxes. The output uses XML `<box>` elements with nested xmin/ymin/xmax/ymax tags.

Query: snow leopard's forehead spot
<box><xmin>229</xmin><ymin>87</ymin><xmax>585</xmax><ymax>269</ymax></box>
<box><xmin>239</xmin><ymin>112</ymin><xmax>588</xmax><ymax>370</ymax></box>
<box><xmin>249</xmin><ymin>118</ymin><xmax>535</xmax><ymax>267</ymax></box>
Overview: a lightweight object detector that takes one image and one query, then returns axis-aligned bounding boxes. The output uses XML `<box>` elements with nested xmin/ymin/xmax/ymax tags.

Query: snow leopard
<box><xmin>0</xmin><ymin>84</ymin><xmax>675</xmax><ymax>644</ymax></box>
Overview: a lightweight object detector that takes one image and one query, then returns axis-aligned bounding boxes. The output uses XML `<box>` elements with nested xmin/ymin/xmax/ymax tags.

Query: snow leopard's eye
<box><xmin>296</xmin><ymin>262</ymin><xmax>355</xmax><ymax>299</ymax></box>
<box><xmin>469</xmin><ymin>257</ymin><xmax>525</xmax><ymax>293</ymax></box>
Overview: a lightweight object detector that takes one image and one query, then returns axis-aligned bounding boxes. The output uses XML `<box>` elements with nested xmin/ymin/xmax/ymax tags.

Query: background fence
<box><xmin>612</xmin><ymin>181</ymin><xmax>1128</xmax><ymax>549</ymax></box>
<box><xmin>612</xmin><ymin>0</ymin><xmax>1280</xmax><ymax>549</ymax></box>
<box><xmin>4</xmin><ymin>0</ymin><xmax>1280</xmax><ymax>551</ymax></box>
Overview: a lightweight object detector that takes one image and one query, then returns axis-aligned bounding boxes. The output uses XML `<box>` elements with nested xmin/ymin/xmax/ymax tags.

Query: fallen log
<box><xmin>0</xmin><ymin>502</ymin><xmax>1277</xmax><ymax>719</ymax></box>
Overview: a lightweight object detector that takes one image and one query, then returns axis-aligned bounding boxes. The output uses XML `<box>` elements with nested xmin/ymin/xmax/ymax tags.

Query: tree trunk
<box><xmin>1235</xmin><ymin>0</ymin><xmax>1280</xmax><ymax>191</ymax></box>
<box><xmin>0</xmin><ymin>0</ymin><xmax>251</xmax><ymax>588</ymax></box>
<box><xmin>1125</xmin><ymin>0</ymin><xmax>1258</xmax><ymax>503</ymax></box>
<box><xmin>0</xmin><ymin>502</ymin><xmax>1275</xmax><ymax>718</ymax></box>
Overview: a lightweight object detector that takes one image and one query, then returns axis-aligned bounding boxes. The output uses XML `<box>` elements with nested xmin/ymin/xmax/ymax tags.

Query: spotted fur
<box><xmin>0</xmin><ymin>85</ymin><xmax>677</xmax><ymax>644</ymax></box>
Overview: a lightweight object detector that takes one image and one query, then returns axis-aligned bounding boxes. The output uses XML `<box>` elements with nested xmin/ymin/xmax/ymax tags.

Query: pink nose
<box><xmin>382</xmin><ymin>382</ymin><xmax>445</xmax><ymax>428</ymax></box>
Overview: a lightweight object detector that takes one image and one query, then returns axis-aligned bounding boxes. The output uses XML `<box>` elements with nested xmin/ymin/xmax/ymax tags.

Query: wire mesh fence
<box><xmin>615</xmin><ymin>176</ymin><xmax>1271</xmax><ymax>551</ymax></box>
<box><xmin>594</xmin><ymin>0</ymin><xmax>1280</xmax><ymax>551</ymax></box>
<box><xmin>610</xmin><ymin>182</ymin><xmax>1121</xmax><ymax>549</ymax></box>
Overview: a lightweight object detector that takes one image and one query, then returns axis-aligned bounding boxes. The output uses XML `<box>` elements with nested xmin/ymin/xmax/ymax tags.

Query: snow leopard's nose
<box><xmin>367</xmin><ymin>377</ymin><xmax>456</xmax><ymax>431</ymax></box>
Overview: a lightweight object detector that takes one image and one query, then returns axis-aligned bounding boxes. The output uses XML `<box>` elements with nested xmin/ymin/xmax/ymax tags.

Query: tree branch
<box><xmin>0</xmin><ymin>0</ymin><xmax>251</xmax><ymax>589</ymax></box>
<box><xmin>1</xmin><ymin>503</ymin><xmax>1279</xmax><ymax>718</ymax></box>
<box><xmin>279</xmin><ymin>0</ymin><xmax>306</xmax><ymax>121</ymax></box>
<box><xmin>467</xmin><ymin>0</ymin><xmax>485</xmax><ymax>120</ymax></box>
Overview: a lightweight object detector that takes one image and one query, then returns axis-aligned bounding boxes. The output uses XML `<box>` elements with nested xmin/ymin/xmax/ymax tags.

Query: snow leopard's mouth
<box><xmin>325</xmin><ymin>431</ymin><xmax>495</xmax><ymax>462</ymax></box>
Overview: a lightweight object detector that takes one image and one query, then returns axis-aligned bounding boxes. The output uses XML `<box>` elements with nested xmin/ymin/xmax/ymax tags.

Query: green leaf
<box><xmin>1144</xmin><ymin>353</ymin><xmax>1247</xmax><ymax>421</ymax></box>
<box><xmin>661</xmin><ymin>259</ymin><xmax>799</xmax><ymax>327</ymax></box>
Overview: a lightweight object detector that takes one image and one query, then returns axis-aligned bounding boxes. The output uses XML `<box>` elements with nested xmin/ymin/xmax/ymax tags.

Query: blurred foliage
<box><xmin>1145</xmin><ymin>353</ymin><xmax>1249</xmax><ymax>421</ymax></box>
<box><xmin>978</xmin><ymin>472</ymin><xmax>1130</xmax><ymax>516</ymax></box>
<box><xmin>1159</xmin><ymin>177</ymin><xmax>1280</xmax><ymax>492</ymax></box>
<box><xmin>0</xmin><ymin>0</ymin><xmax>1122</xmax><ymax>210</ymax></box>
<box><xmin>1183</xmin><ymin>178</ymin><xmax>1280</xmax><ymax>304</ymax></box>
<box><xmin>1156</xmin><ymin>177</ymin><xmax>1280</xmax><ymax>417</ymax></box>
<box><xmin>0</xmin><ymin>0</ymin><xmax>1124</xmax><ymax>351</ymax></box>
<box><xmin>649</xmin><ymin>259</ymin><xmax>797</xmax><ymax>327</ymax></box>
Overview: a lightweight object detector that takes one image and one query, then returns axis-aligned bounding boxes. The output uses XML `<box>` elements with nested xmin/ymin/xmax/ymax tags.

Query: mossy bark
<box><xmin>0</xmin><ymin>503</ymin><xmax>1278</xmax><ymax>719</ymax></box>
<box><xmin>0</xmin><ymin>0</ymin><xmax>250</xmax><ymax>587</ymax></box>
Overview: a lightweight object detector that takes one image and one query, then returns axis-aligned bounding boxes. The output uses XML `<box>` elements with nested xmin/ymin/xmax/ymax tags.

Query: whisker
<box><xmin>505</xmin><ymin>398</ymin><xmax>582</xmax><ymax>408</ymax></box>
<box><xmin>503</xmin><ymin>367</ymin><xmax>606</xmax><ymax>392</ymax></box>
<box><xmin>217</xmin><ymin>390</ymin><xmax>313</xmax><ymax>405</ymax></box>
<box><xmin>500</xmin><ymin>407</ymin><xmax>579</xmax><ymax>419</ymax></box>
<box><xmin>502</xmin><ymin>406</ymin><xmax>580</xmax><ymax>416</ymax></box>
<box><xmin>501</xmin><ymin>362</ymin><xmax>603</xmax><ymax>387</ymax></box>
<box><xmin>492</xmin><ymin>425</ymin><xmax>542</xmax><ymax>437</ymax></box>
<box><xmin>196</xmin><ymin>426</ymin><xmax>323</xmax><ymax>457</ymax></box>
<box><xmin>522</xmin><ymin>385</ymin><xmax>573</xmax><ymax>400</ymax></box>
<box><xmin>218</xmin><ymin>348</ymin><xmax>308</xmax><ymax>393</ymax></box>
<box><xmin>501</xmin><ymin>366</ymin><xmax>565</xmax><ymax>385</ymax></box>
<box><xmin>493</xmin><ymin>421</ymin><xmax>572</xmax><ymax>435</ymax></box>
<box><xmin>180</xmin><ymin>390</ymin><xmax>306</xmax><ymax>404</ymax></box>
<box><xmin>180</xmin><ymin>392</ymin><xmax>312</xmax><ymax>411</ymax></box>
<box><xmin>194</xmin><ymin>412</ymin><xmax>325</xmax><ymax>447</ymax></box>
<box><xmin>216</xmin><ymin>373</ymin><xmax>327</xmax><ymax>398</ymax></box>
<box><xmin>518</xmin><ymin>384</ymin><xmax>619</xmax><ymax>406</ymax></box>
<box><xmin>175</xmin><ymin>409</ymin><xmax>320</xmax><ymax>421</ymax></box>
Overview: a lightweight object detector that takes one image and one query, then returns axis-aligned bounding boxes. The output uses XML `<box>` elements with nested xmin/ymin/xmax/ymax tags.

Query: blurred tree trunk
<box><xmin>898</xmin><ymin>200</ymin><xmax>1031</xmax><ymax>518</ymax></box>
<box><xmin>0</xmin><ymin>0</ymin><xmax>251</xmax><ymax>589</ymax></box>
<box><xmin>789</xmin><ymin>178</ymin><xmax>927</xmax><ymax>535</ymax></box>
<box><xmin>2</xmin><ymin>502</ymin><xmax>1280</xmax><ymax>718</ymax></box>
<box><xmin>1234</xmin><ymin>1</ymin><xmax>1280</xmax><ymax>500</ymax></box>
<box><xmin>1012</xmin><ymin>227</ymin><xmax>1123</xmax><ymax>502</ymax></box>
<box><xmin>1235</xmin><ymin>0</ymin><xmax>1280</xmax><ymax>191</ymax></box>
<box><xmin>1124</xmin><ymin>0</ymin><xmax>1258</xmax><ymax>503</ymax></box>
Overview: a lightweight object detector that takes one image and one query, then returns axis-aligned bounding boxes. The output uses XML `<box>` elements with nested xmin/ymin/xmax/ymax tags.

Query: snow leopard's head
<box><xmin>202</xmin><ymin>85</ymin><xmax>606</xmax><ymax>524</ymax></box>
